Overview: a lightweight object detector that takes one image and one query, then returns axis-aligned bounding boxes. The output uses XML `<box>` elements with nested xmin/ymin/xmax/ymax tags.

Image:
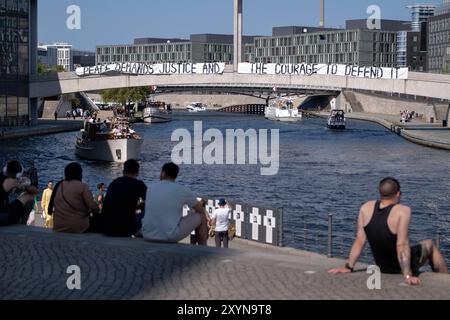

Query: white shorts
<box><xmin>146</xmin><ymin>213</ymin><xmax>202</xmax><ymax>244</ymax></box>
<box><xmin>169</xmin><ymin>213</ymin><xmax>202</xmax><ymax>243</ymax></box>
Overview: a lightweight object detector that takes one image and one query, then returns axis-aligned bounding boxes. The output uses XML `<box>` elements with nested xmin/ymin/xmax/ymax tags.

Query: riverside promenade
<box><xmin>315</xmin><ymin>111</ymin><xmax>450</xmax><ymax>151</ymax></box>
<box><xmin>1</xmin><ymin>226</ymin><xmax>449</xmax><ymax>300</ymax></box>
<box><xmin>0</xmin><ymin>119</ymin><xmax>83</xmax><ymax>141</ymax></box>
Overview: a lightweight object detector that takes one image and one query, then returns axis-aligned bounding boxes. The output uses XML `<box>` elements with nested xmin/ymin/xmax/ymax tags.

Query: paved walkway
<box><xmin>0</xmin><ymin>119</ymin><xmax>83</xmax><ymax>141</ymax></box>
<box><xmin>1</xmin><ymin>226</ymin><xmax>449</xmax><ymax>300</ymax></box>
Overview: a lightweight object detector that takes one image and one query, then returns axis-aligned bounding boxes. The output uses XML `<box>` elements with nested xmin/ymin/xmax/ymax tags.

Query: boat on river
<box><xmin>143</xmin><ymin>102</ymin><xmax>172</xmax><ymax>124</ymax></box>
<box><xmin>265</xmin><ymin>97</ymin><xmax>302</xmax><ymax>122</ymax></box>
<box><xmin>327</xmin><ymin>110</ymin><xmax>346</xmax><ymax>130</ymax></box>
<box><xmin>186</xmin><ymin>102</ymin><xmax>207</xmax><ymax>112</ymax></box>
<box><xmin>75</xmin><ymin>119</ymin><xmax>143</xmax><ymax>162</ymax></box>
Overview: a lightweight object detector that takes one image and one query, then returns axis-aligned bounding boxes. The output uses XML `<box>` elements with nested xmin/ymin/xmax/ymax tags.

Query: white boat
<box><xmin>265</xmin><ymin>98</ymin><xmax>302</xmax><ymax>122</ymax></box>
<box><xmin>75</xmin><ymin>120</ymin><xmax>143</xmax><ymax>163</ymax></box>
<box><xmin>143</xmin><ymin>102</ymin><xmax>172</xmax><ymax>123</ymax></box>
<box><xmin>186</xmin><ymin>102</ymin><xmax>207</xmax><ymax>112</ymax></box>
<box><xmin>327</xmin><ymin>110</ymin><xmax>346</xmax><ymax>130</ymax></box>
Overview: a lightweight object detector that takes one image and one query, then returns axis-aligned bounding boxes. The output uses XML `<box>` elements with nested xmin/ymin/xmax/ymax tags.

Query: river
<box><xmin>1</xmin><ymin>112</ymin><xmax>449</xmax><ymax>261</ymax></box>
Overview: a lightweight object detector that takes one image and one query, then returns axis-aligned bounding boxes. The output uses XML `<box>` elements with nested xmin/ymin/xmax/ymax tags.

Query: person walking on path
<box><xmin>41</xmin><ymin>181</ymin><xmax>53</xmax><ymax>228</ymax></box>
<box><xmin>329</xmin><ymin>177</ymin><xmax>448</xmax><ymax>286</ymax></box>
<box><xmin>142</xmin><ymin>163</ymin><xmax>210</xmax><ymax>245</ymax></box>
<box><xmin>212</xmin><ymin>199</ymin><xmax>231</xmax><ymax>248</ymax></box>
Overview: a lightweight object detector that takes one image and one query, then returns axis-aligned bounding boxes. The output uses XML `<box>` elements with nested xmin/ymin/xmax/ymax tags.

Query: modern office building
<box><xmin>0</xmin><ymin>0</ymin><xmax>38</xmax><ymax>127</ymax></box>
<box><xmin>396</xmin><ymin>5</ymin><xmax>435</xmax><ymax>71</ymax></box>
<box><xmin>39</xmin><ymin>42</ymin><xmax>72</xmax><ymax>71</ymax></box>
<box><xmin>71</xmin><ymin>49</ymin><xmax>95</xmax><ymax>69</ymax></box>
<box><xmin>428</xmin><ymin>0</ymin><xmax>450</xmax><ymax>73</ymax></box>
<box><xmin>96</xmin><ymin>34</ymin><xmax>256</xmax><ymax>65</ymax></box>
<box><xmin>346</xmin><ymin>19</ymin><xmax>410</xmax><ymax>32</ymax></box>
<box><xmin>39</xmin><ymin>43</ymin><xmax>95</xmax><ymax>71</ymax></box>
<box><xmin>436</xmin><ymin>0</ymin><xmax>450</xmax><ymax>14</ymax></box>
<box><xmin>407</xmin><ymin>4</ymin><xmax>436</xmax><ymax>32</ymax></box>
<box><xmin>406</xmin><ymin>28</ymin><xmax>428</xmax><ymax>71</ymax></box>
<box><xmin>245</xmin><ymin>21</ymin><xmax>403</xmax><ymax>67</ymax></box>
<box><xmin>37</xmin><ymin>44</ymin><xmax>56</xmax><ymax>69</ymax></box>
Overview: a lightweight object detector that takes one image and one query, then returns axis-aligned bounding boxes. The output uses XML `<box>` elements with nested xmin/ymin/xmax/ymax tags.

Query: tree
<box><xmin>37</xmin><ymin>60</ymin><xmax>48</xmax><ymax>74</ymax></box>
<box><xmin>71</xmin><ymin>97</ymin><xmax>81</xmax><ymax>109</ymax></box>
<box><xmin>100</xmin><ymin>87</ymin><xmax>152</xmax><ymax>106</ymax></box>
<box><xmin>37</xmin><ymin>61</ymin><xmax>67</xmax><ymax>74</ymax></box>
<box><xmin>52</xmin><ymin>65</ymin><xmax>66</xmax><ymax>73</ymax></box>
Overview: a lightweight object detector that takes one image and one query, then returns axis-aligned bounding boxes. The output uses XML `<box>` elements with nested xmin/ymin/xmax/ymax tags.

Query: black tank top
<box><xmin>0</xmin><ymin>174</ymin><xmax>10</xmax><ymax>213</ymax></box>
<box><xmin>364</xmin><ymin>201</ymin><xmax>402</xmax><ymax>274</ymax></box>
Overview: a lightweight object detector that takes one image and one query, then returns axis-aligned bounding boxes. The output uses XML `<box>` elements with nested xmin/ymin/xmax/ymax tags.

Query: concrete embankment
<box><xmin>312</xmin><ymin>111</ymin><xmax>450</xmax><ymax>151</ymax></box>
<box><xmin>1</xmin><ymin>226</ymin><xmax>449</xmax><ymax>300</ymax></box>
<box><xmin>0</xmin><ymin>120</ymin><xmax>83</xmax><ymax>141</ymax></box>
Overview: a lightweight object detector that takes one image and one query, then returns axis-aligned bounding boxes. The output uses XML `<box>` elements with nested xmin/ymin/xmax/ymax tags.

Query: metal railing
<box><xmin>290</xmin><ymin>213</ymin><xmax>450</xmax><ymax>265</ymax></box>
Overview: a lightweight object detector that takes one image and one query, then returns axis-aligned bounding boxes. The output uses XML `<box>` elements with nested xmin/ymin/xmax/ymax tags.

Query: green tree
<box><xmin>37</xmin><ymin>60</ymin><xmax>48</xmax><ymax>74</ymax></box>
<box><xmin>71</xmin><ymin>97</ymin><xmax>81</xmax><ymax>109</ymax></box>
<box><xmin>37</xmin><ymin>61</ymin><xmax>67</xmax><ymax>74</ymax></box>
<box><xmin>101</xmin><ymin>87</ymin><xmax>151</xmax><ymax>106</ymax></box>
<box><xmin>52</xmin><ymin>65</ymin><xmax>66</xmax><ymax>73</ymax></box>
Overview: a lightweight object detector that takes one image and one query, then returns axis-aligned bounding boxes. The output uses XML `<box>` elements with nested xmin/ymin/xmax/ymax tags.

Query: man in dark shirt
<box><xmin>101</xmin><ymin>159</ymin><xmax>147</xmax><ymax>237</ymax></box>
<box><xmin>329</xmin><ymin>177</ymin><xmax>448</xmax><ymax>286</ymax></box>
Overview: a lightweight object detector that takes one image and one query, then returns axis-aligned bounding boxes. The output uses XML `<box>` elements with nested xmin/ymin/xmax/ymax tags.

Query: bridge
<box><xmin>30</xmin><ymin>69</ymin><xmax>450</xmax><ymax>102</ymax></box>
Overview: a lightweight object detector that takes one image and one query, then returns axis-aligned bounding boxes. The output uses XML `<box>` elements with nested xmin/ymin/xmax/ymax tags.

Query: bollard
<box><xmin>328</xmin><ymin>213</ymin><xmax>333</xmax><ymax>258</ymax></box>
<box><xmin>436</xmin><ymin>231</ymin><xmax>440</xmax><ymax>250</ymax></box>
<box><xmin>278</xmin><ymin>208</ymin><xmax>284</xmax><ymax>247</ymax></box>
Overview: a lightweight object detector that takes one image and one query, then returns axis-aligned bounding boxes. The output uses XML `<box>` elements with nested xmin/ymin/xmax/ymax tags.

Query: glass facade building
<box><xmin>0</xmin><ymin>0</ymin><xmax>33</xmax><ymax>127</ymax></box>
<box><xmin>96</xmin><ymin>34</ymin><xmax>256</xmax><ymax>66</ymax></box>
<box><xmin>246</xmin><ymin>29</ymin><xmax>399</xmax><ymax>67</ymax></box>
<box><xmin>428</xmin><ymin>5</ymin><xmax>450</xmax><ymax>73</ymax></box>
<box><xmin>407</xmin><ymin>5</ymin><xmax>436</xmax><ymax>32</ymax></box>
<box><xmin>397</xmin><ymin>31</ymin><xmax>408</xmax><ymax>67</ymax></box>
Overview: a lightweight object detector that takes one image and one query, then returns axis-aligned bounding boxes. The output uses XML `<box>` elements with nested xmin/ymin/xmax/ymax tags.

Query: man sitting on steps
<box><xmin>142</xmin><ymin>162</ymin><xmax>209</xmax><ymax>245</ymax></box>
<box><xmin>329</xmin><ymin>177</ymin><xmax>448</xmax><ymax>286</ymax></box>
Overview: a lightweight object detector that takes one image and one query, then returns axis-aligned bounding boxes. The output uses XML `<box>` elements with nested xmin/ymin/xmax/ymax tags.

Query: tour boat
<box><xmin>327</xmin><ymin>110</ymin><xmax>347</xmax><ymax>130</ymax></box>
<box><xmin>143</xmin><ymin>102</ymin><xmax>172</xmax><ymax>124</ymax></box>
<box><xmin>265</xmin><ymin>97</ymin><xmax>302</xmax><ymax>122</ymax></box>
<box><xmin>186</xmin><ymin>102</ymin><xmax>207</xmax><ymax>112</ymax></box>
<box><xmin>75</xmin><ymin>119</ymin><xmax>143</xmax><ymax>163</ymax></box>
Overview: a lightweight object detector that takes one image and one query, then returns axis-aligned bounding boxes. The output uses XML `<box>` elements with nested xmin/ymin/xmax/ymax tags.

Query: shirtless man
<box><xmin>329</xmin><ymin>177</ymin><xmax>448</xmax><ymax>286</ymax></box>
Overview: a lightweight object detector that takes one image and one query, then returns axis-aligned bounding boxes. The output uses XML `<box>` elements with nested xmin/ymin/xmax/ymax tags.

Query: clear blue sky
<box><xmin>38</xmin><ymin>0</ymin><xmax>442</xmax><ymax>51</ymax></box>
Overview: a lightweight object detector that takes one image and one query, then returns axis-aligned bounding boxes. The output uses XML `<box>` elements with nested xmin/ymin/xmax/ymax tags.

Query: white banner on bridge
<box><xmin>76</xmin><ymin>62</ymin><xmax>225</xmax><ymax>76</ymax></box>
<box><xmin>238</xmin><ymin>63</ymin><xmax>408</xmax><ymax>80</ymax></box>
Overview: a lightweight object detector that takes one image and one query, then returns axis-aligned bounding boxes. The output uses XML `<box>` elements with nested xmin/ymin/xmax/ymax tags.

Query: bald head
<box><xmin>379</xmin><ymin>178</ymin><xmax>401</xmax><ymax>200</ymax></box>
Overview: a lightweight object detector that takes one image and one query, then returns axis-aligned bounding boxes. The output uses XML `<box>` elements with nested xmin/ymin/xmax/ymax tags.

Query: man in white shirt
<box><xmin>212</xmin><ymin>199</ymin><xmax>231</xmax><ymax>248</ymax></box>
<box><xmin>142</xmin><ymin>163</ymin><xmax>209</xmax><ymax>245</ymax></box>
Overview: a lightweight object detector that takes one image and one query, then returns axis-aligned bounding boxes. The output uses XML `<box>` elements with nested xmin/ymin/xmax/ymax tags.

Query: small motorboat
<box><xmin>186</xmin><ymin>102</ymin><xmax>207</xmax><ymax>112</ymax></box>
<box><xmin>327</xmin><ymin>110</ymin><xmax>346</xmax><ymax>130</ymax></box>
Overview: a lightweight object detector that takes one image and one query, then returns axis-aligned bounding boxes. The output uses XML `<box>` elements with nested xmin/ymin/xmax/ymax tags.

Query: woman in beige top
<box><xmin>48</xmin><ymin>163</ymin><xmax>99</xmax><ymax>233</ymax></box>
